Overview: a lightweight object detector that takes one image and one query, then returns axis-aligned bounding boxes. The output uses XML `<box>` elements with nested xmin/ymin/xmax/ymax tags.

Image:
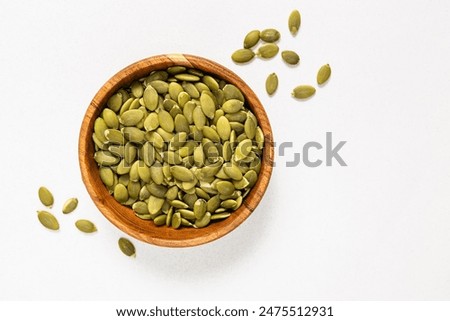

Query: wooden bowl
<box><xmin>79</xmin><ymin>54</ymin><xmax>274</xmax><ymax>247</ymax></box>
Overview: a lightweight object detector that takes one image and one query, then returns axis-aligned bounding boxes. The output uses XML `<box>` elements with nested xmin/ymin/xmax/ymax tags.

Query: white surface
<box><xmin>1</xmin><ymin>0</ymin><xmax>450</xmax><ymax>300</ymax></box>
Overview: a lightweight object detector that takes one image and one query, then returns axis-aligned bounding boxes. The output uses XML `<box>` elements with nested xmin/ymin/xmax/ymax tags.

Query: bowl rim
<box><xmin>78</xmin><ymin>53</ymin><xmax>274</xmax><ymax>247</ymax></box>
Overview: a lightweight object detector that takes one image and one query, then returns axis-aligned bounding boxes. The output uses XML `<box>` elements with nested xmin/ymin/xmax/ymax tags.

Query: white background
<box><xmin>1</xmin><ymin>0</ymin><xmax>450</xmax><ymax>301</ymax></box>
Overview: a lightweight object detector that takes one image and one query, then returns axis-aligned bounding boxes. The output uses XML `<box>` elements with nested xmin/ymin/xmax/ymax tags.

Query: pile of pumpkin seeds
<box><xmin>37</xmin><ymin>186</ymin><xmax>136</xmax><ymax>257</ymax></box>
<box><xmin>92</xmin><ymin>66</ymin><xmax>264</xmax><ymax>229</ymax></box>
<box><xmin>231</xmin><ymin>9</ymin><xmax>331</xmax><ymax>99</ymax></box>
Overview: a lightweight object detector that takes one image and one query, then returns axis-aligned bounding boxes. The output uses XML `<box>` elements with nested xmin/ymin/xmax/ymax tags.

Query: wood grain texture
<box><xmin>79</xmin><ymin>54</ymin><xmax>274</xmax><ymax>247</ymax></box>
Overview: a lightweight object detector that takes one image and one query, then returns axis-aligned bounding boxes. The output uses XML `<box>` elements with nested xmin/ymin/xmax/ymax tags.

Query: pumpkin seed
<box><xmin>265</xmin><ymin>72</ymin><xmax>278</xmax><ymax>96</ymax></box>
<box><xmin>222</xmin><ymin>99</ymin><xmax>244</xmax><ymax>113</ymax></box>
<box><xmin>38</xmin><ymin>186</ymin><xmax>54</xmax><ymax>208</ymax></box>
<box><xmin>231</xmin><ymin>49</ymin><xmax>255</xmax><ymax>63</ymax></box>
<box><xmin>292</xmin><ymin>85</ymin><xmax>316</xmax><ymax>99</ymax></box>
<box><xmin>257</xmin><ymin>43</ymin><xmax>279</xmax><ymax>59</ymax></box>
<box><xmin>200</xmin><ymin>91</ymin><xmax>216</xmax><ymax>119</ymax></box>
<box><xmin>171</xmin><ymin>212</ymin><xmax>182</xmax><ymax>228</ymax></box>
<box><xmin>195</xmin><ymin>212</ymin><xmax>211</xmax><ymax>228</ymax></box>
<box><xmin>37</xmin><ymin>210</ymin><xmax>59</xmax><ymax>230</ymax></box>
<box><xmin>75</xmin><ymin>219</ymin><xmax>97</xmax><ymax>233</ymax></box>
<box><xmin>317</xmin><ymin>64</ymin><xmax>331</xmax><ymax>85</ymax></box>
<box><xmin>118</xmin><ymin>237</ymin><xmax>135</xmax><ymax>257</ymax></box>
<box><xmin>143</xmin><ymin>85</ymin><xmax>159</xmax><ymax>111</ymax></box>
<box><xmin>243</xmin><ymin>30</ymin><xmax>260</xmax><ymax>49</ymax></box>
<box><xmin>62</xmin><ymin>198</ymin><xmax>78</xmax><ymax>214</ymax></box>
<box><xmin>260</xmin><ymin>28</ymin><xmax>280</xmax><ymax>42</ymax></box>
<box><xmin>288</xmin><ymin>10</ymin><xmax>301</xmax><ymax>35</ymax></box>
<box><xmin>281</xmin><ymin>50</ymin><xmax>300</xmax><ymax>65</ymax></box>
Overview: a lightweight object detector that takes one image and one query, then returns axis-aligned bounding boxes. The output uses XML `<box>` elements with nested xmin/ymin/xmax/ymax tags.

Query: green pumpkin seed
<box><xmin>120</xmin><ymin>109</ymin><xmax>144</xmax><ymax>126</ymax></box>
<box><xmin>37</xmin><ymin>210</ymin><xmax>59</xmax><ymax>230</ymax></box>
<box><xmin>154</xmin><ymin>214</ymin><xmax>167</xmax><ymax>226</ymax></box>
<box><xmin>265</xmin><ymin>72</ymin><xmax>278</xmax><ymax>96</ymax></box>
<box><xmin>244</xmin><ymin>115</ymin><xmax>257</xmax><ymax>140</ymax></box>
<box><xmin>99</xmin><ymin>167</ymin><xmax>114</xmax><ymax>187</ymax></box>
<box><xmin>75</xmin><ymin>219</ymin><xmax>97</xmax><ymax>233</ymax></box>
<box><xmin>193</xmin><ymin>106</ymin><xmax>207</xmax><ymax>130</ymax></box>
<box><xmin>288</xmin><ymin>10</ymin><xmax>301</xmax><ymax>35</ymax></box>
<box><xmin>102</xmin><ymin>108</ymin><xmax>119</xmax><ymax>129</ymax></box>
<box><xmin>62</xmin><ymin>198</ymin><xmax>78</xmax><ymax>214</ymax></box>
<box><xmin>216</xmin><ymin>181</ymin><xmax>235</xmax><ymax>196</ymax></box>
<box><xmin>174</xmin><ymin>73</ymin><xmax>200</xmax><ymax>82</ymax></box>
<box><xmin>317</xmin><ymin>64</ymin><xmax>331</xmax><ymax>85</ymax></box>
<box><xmin>114</xmin><ymin>184</ymin><xmax>129</xmax><ymax>203</ymax></box>
<box><xmin>243</xmin><ymin>30</ymin><xmax>260</xmax><ymax>49</ymax></box>
<box><xmin>216</xmin><ymin>116</ymin><xmax>231</xmax><ymax>141</ymax></box>
<box><xmin>118</xmin><ymin>237</ymin><xmax>135</xmax><ymax>257</ymax></box>
<box><xmin>193</xmin><ymin>199</ymin><xmax>207</xmax><ymax>219</ymax></box>
<box><xmin>223</xmin><ymin>84</ymin><xmax>245</xmax><ymax>102</ymax></box>
<box><xmin>222</xmin><ymin>99</ymin><xmax>244</xmax><ymax>113</ymax></box>
<box><xmin>260</xmin><ymin>28</ymin><xmax>280</xmax><ymax>42</ymax></box>
<box><xmin>281</xmin><ymin>50</ymin><xmax>300</xmax><ymax>65</ymax></box>
<box><xmin>231</xmin><ymin>49</ymin><xmax>255</xmax><ymax>63</ymax></box>
<box><xmin>257</xmin><ymin>43</ymin><xmax>279</xmax><ymax>59</ymax></box>
<box><xmin>292</xmin><ymin>85</ymin><xmax>316</xmax><ymax>99</ymax></box>
<box><xmin>94</xmin><ymin>151</ymin><xmax>120</xmax><ymax>166</ymax></box>
<box><xmin>38</xmin><ymin>186</ymin><xmax>54</xmax><ymax>208</ymax></box>
<box><xmin>200</xmin><ymin>91</ymin><xmax>216</xmax><ymax>119</ymax></box>
<box><xmin>168</xmin><ymin>82</ymin><xmax>184</xmax><ymax>101</ymax></box>
<box><xmin>150</xmin><ymin>80</ymin><xmax>169</xmax><ymax>94</ymax></box>
<box><xmin>170</xmin><ymin>166</ymin><xmax>194</xmax><ymax>182</ymax></box>
<box><xmin>223</xmin><ymin>163</ymin><xmax>243</xmax><ymax>181</ymax></box>
<box><xmin>195</xmin><ymin>212</ymin><xmax>211</xmax><ymax>228</ymax></box>
<box><xmin>171</xmin><ymin>212</ymin><xmax>182</xmax><ymax>229</ymax></box>
<box><xmin>107</xmin><ymin>93</ymin><xmax>123</xmax><ymax>112</ymax></box>
<box><xmin>143</xmin><ymin>85</ymin><xmax>159</xmax><ymax>111</ymax></box>
<box><xmin>211</xmin><ymin>213</ymin><xmax>231</xmax><ymax>220</ymax></box>
<box><xmin>182</xmin><ymin>82</ymin><xmax>200</xmax><ymax>98</ymax></box>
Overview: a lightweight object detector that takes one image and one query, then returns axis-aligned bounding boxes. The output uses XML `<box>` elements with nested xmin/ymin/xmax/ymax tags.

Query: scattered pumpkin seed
<box><xmin>260</xmin><ymin>28</ymin><xmax>280</xmax><ymax>43</ymax></box>
<box><xmin>243</xmin><ymin>30</ymin><xmax>260</xmax><ymax>49</ymax></box>
<box><xmin>75</xmin><ymin>219</ymin><xmax>97</xmax><ymax>233</ymax></box>
<box><xmin>317</xmin><ymin>64</ymin><xmax>331</xmax><ymax>85</ymax></box>
<box><xmin>231</xmin><ymin>49</ymin><xmax>255</xmax><ymax>63</ymax></box>
<box><xmin>257</xmin><ymin>43</ymin><xmax>279</xmax><ymax>59</ymax></box>
<box><xmin>37</xmin><ymin>210</ymin><xmax>59</xmax><ymax>230</ymax></box>
<box><xmin>265</xmin><ymin>73</ymin><xmax>278</xmax><ymax>96</ymax></box>
<box><xmin>281</xmin><ymin>50</ymin><xmax>300</xmax><ymax>65</ymax></box>
<box><xmin>118</xmin><ymin>237</ymin><xmax>136</xmax><ymax>257</ymax></box>
<box><xmin>38</xmin><ymin>186</ymin><xmax>54</xmax><ymax>208</ymax></box>
<box><xmin>62</xmin><ymin>198</ymin><xmax>78</xmax><ymax>214</ymax></box>
<box><xmin>288</xmin><ymin>10</ymin><xmax>301</xmax><ymax>35</ymax></box>
<box><xmin>292</xmin><ymin>85</ymin><xmax>316</xmax><ymax>99</ymax></box>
